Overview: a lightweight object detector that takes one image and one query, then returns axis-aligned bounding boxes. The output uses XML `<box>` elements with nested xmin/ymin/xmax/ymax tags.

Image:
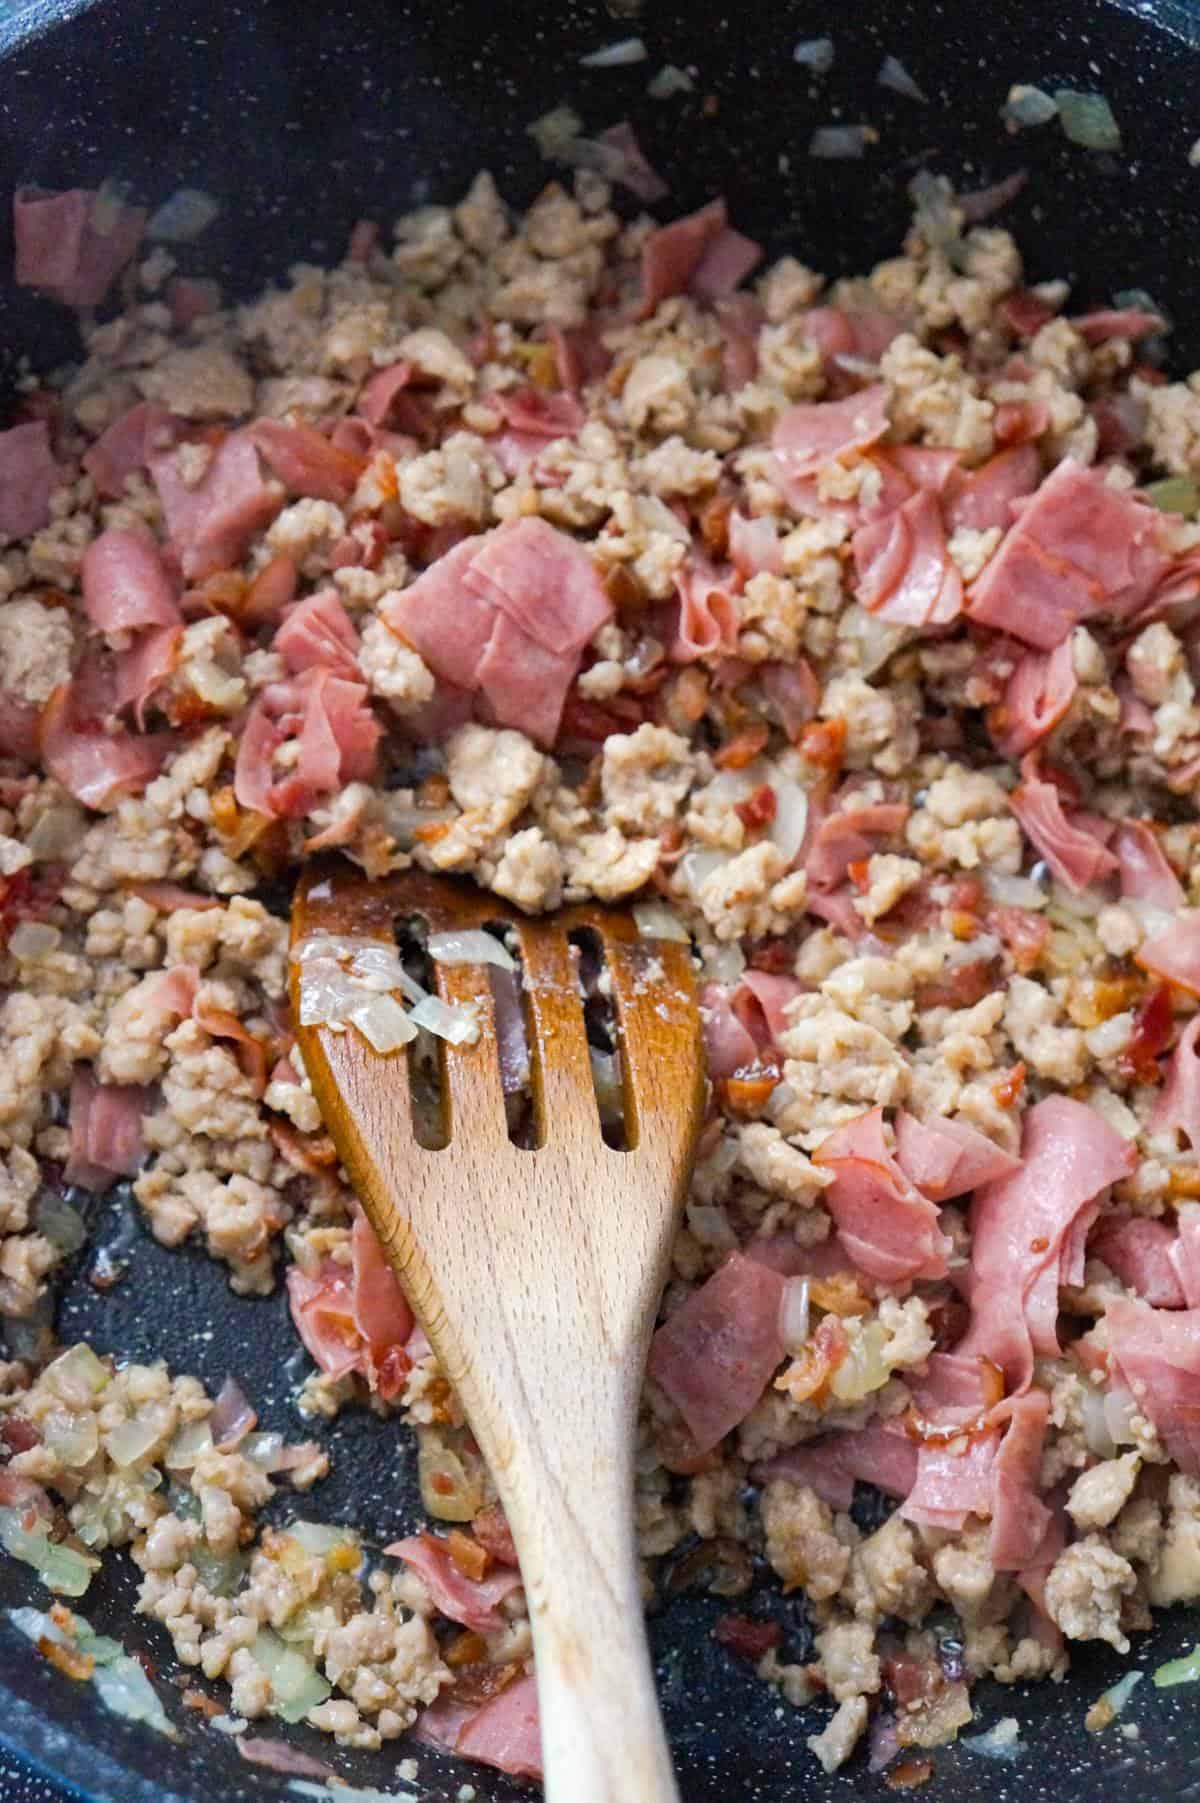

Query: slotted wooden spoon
<box><xmin>291</xmin><ymin>867</ymin><xmax>705</xmax><ymax>1802</ymax></box>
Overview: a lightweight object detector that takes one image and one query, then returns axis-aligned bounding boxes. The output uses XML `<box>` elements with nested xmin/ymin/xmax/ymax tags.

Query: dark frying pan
<box><xmin>1</xmin><ymin>0</ymin><xmax>1200</xmax><ymax>1797</ymax></box>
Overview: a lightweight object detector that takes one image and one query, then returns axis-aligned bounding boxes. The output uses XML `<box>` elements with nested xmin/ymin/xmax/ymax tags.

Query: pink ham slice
<box><xmin>112</xmin><ymin>623</ymin><xmax>183</xmax><ymax>724</ymax></box>
<box><xmin>234</xmin><ymin>670</ymin><xmax>379</xmax><ymax>818</ymax></box>
<box><xmin>958</xmin><ymin>1096</ymin><xmax>1135</xmax><ymax>1388</ymax></box>
<box><xmin>771</xmin><ymin>385</ymin><xmax>890</xmax><ymax>502</ymax></box>
<box><xmin>467</xmin><ymin>516</ymin><xmax>611</xmax><ymax>656</ymax></box>
<box><xmin>1071</xmin><ymin>308</ymin><xmax>1164</xmax><ymax>343</ymax></box>
<box><xmin>1138</xmin><ymin>914</ymin><xmax>1200</xmax><ymax>995</ymax></box>
<box><xmin>700</xmin><ymin>983</ymin><xmax>762</xmax><ymax>1079</ymax></box>
<box><xmin>81</xmin><ymin>528</ymin><xmax>182</xmax><ymax>632</ymax></box>
<box><xmin>14</xmin><ymin>186</ymin><xmax>146</xmax><ymax>309</ymax></box>
<box><xmin>41</xmin><ymin>674</ymin><xmax>175</xmax><ymax>811</ymax></box>
<box><xmin>381</xmin><ymin>533</ymin><xmax>494</xmax><ymax>689</ymax></box>
<box><xmin>992</xmin><ymin>638</ymin><xmax>1076</xmax><ymax>761</ymax></box>
<box><xmin>1105</xmin><ymin>1298</ymin><xmax>1200</xmax><ymax>1472</ymax></box>
<box><xmin>1171</xmin><ymin>1207</ymin><xmax>1200</xmax><ymax>1310</ymax></box>
<box><xmin>943</xmin><ymin>443</ymin><xmax>1041</xmax><ymax>534</ymax></box>
<box><xmin>647</xmin><ymin>1251</ymin><xmax>785</xmax><ymax>1453</ymax></box>
<box><xmin>358</xmin><ymin>361</ymin><xmax>415</xmax><ymax>427</ymax></box>
<box><xmin>598</xmin><ymin>121</ymin><xmax>669</xmax><ymax>203</ymax></box>
<box><xmin>1112</xmin><ymin>818</ymin><xmax>1184</xmax><ymax>910</ymax></box>
<box><xmin>989</xmin><ymin>1390</ymin><xmax>1053</xmax><ymax>1571</ymax></box>
<box><xmin>901</xmin><ymin>1430</ymin><xmax>1001</xmax><ymax>1531</ymax></box>
<box><xmin>349</xmin><ymin>1208</ymin><xmax>415</xmax><ymax>1363</ymax></box>
<box><xmin>671</xmin><ymin>561</ymin><xmax>739</xmax><ymax>661</ymax></box>
<box><xmin>274</xmin><ymin>589</ymin><xmax>361</xmax><ymax>681</ymax></box>
<box><xmin>967</xmin><ymin>456</ymin><xmax>1170</xmax><ymax>648</ymax></box>
<box><xmin>1009</xmin><ymin>757</ymin><xmax>1119</xmax><ymax>894</ymax></box>
<box><xmin>0</xmin><ymin>420</ymin><xmax>64</xmax><ymax>540</ymax></box>
<box><xmin>385</xmin><ymin>1533</ymin><xmax>523</xmax><ymax>1632</ymax></box>
<box><xmin>251</xmin><ymin>419</ymin><xmax>365</xmax><ymax>505</ymax></box>
<box><xmin>852</xmin><ymin>489</ymin><xmax>962</xmax><ymax>628</ymax></box>
<box><xmin>637</xmin><ymin>198</ymin><xmax>762</xmax><ymax>318</ymax></box>
<box><xmin>806</xmin><ymin>802</ymin><xmax>909</xmax><ymax>894</ymax></box>
<box><xmin>813</xmin><ymin>1108</ymin><xmax>948</xmax><ymax>1285</ymax></box>
<box><xmin>1092</xmin><ymin>1217</ymin><xmax>1186</xmax><ymax>1309</ymax></box>
<box><xmin>151</xmin><ymin>430</ymin><xmax>283</xmax><ymax>580</ymax></box>
<box><xmin>893</xmin><ymin>1112</ymin><xmax>1020</xmax><ymax>1201</ymax></box>
<box><xmin>286</xmin><ymin>1244</ymin><xmax>414</xmax><ymax>1402</ymax></box>
<box><xmin>690</xmin><ymin>224</ymin><xmax>763</xmax><ymax>303</ymax></box>
<box><xmin>474</xmin><ymin>611</ymin><xmax>580</xmax><ymax>750</ymax></box>
<box><xmin>1153</xmin><ymin>1016</ymin><xmax>1200</xmax><ymax>1149</ymax></box>
<box><xmin>82</xmin><ymin>403</ymin><xmax>180</xmax><ymax>499</ymax></box>
<box><xmin>415</xmin><ymin>1674</ymin><xmax>542</xmax><ymax>1781</ymax></box>
<box><xmin>734</xmin><ymin>971</ymin><xmax>805</xmax><ymax>1046</ymax></box>
<box><xmin>63</xmin><ymin>1066</ymin><xmax>150</xmax><ymax>1191</ymax></box>
<box><xmin>757</xmin><ymin>1419</ymin><xmax>918</xmax><ymax>1510</ymax></box>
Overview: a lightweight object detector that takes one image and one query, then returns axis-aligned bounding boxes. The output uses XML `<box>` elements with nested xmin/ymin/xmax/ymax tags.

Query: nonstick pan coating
<box><xmin>2</xmin><ymin>0</ymin><xmax>1200</xmax><ymax>1796</ymax></box>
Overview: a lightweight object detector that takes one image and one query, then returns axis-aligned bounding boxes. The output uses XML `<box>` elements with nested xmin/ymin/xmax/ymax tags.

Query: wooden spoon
<box><xmin>291</xmin><ymin>867</ymin><xmax>705</xmax><ymax>1802</ymax></box>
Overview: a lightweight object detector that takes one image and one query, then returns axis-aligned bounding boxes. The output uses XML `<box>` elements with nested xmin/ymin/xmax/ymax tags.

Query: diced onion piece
<box><xmin>1003</xmin><ymin>84</ymin><xmax>1059</xmax><ymax>128</ymax></box>
<box><xmin>0</xmin><ymin>1507</ymin><xmax>99</xmax><ymax>1597</ymax></box>
<box><xmin>677</xmin><ymin>848</ymin><xmax>730</xmax><ymax>897</ymax></box>
<box><xmin>146</xmin><ymin>187</ymin><xmax>221</xmax><ymax>242</ymax></box>
<box><xmin>417</xmin><ymin>1427</ymin><xmax>485</xmax><ymax>1522</ymax></box>
<box><xmin>1103</xmin><ymin>1385</ymin><xmax>1139</xmax><ymax>1447</ymax></box>
<box><xmin>243</xmin><ymin>1431</ymin><xmax>285</xmax><ymax>1470</ymax></box>
<box><xmin>779</xmin><ymin>1277</ymin><xmax>811</xmax><ymax>1354</ymax></box>
<box><xmin>1080</xmin><ymin>1382</ymin><xmax>1117</xmax><ymax>1459</ymax></box>
<box><xmin>93</xmin><ymin>1653</ymin><xmax>178</xmax><ymax>1736</ymax></box>
<box><xmin>984</xmin><ymin>871</ymin><xmax>1048</xmax><ymax>911</ymax></box>
<box><xmin>809</xmin><ymin>124</ymin><xmax>876</xmax><ymax>160</ymax></box>
<box><xmin>8</xmin><ymin>1605</ymin><xmax>68</xmax><ymax>1645</ymax></box>
<box><xmin>252</xmin><ymin>1628</ymin><xmax>332</xmax><ymax>1722</ymax></box>
<box><xmin>829</xmin><ymin>1320</ymin><xmax>891</xmax><ymax>1402</ymax></box>
<box><xmin>288</xmin><ymin>1520</ymin><xmax>356</xmax><ymax>1555</ymax></box>
<box><xmin>44</xmin><ymin>1344</ymin><xmax>110</xmax><ymax>1403</ymax></box>
<box><xmin>1145</xmin><ymin>476</ymin><xmax>1199</xmax><ymax>515</ymax></box>
<box><xmin>350</xmin><ymin>996</ymin><xmax>417</xmax><ymax>1055</ymax></box>
<box><xmin>647</xmin><ymin>64</ymin><xmax>694</xmax><ymax>98</ymax></box>
<box><xmin>164</xmin><ymin>1421</ymin><xmax>213</xmax><ymax>1470</ymax></box>
<box><xmin>103</xmin><ymin>1416</ymin><xmax>161</xmax><ymax>1468</ymax></box>
<box><xmin>192</xmin><ymin>1544</ymin><xmax>246</xmax><ymax>1598</ymax></box>
<box><xmin>962</xmin><ymin>1718</ymin><xmax>1024</xmax><ymax>1761</ymax></box>
<box><xmin>703</xmin><ymin>940</ymin><xmax>747</xmax><ymax>986</ymax></box>
<box><xmin>1154</xmin><ymin>1646</ymin><xmax>1200</xmax><ymax>1689</ymax></box>
<box><xmin>579</xmin><ymin>35</ymin><xmax>647</xmax><ymax>66</ymax></box>
<box><xmin>1055</xmin><ymin>89</ymin><xmax>1121</xmax><ymax>151</ymax></box>
<box><xmin>769</xmin><ymin>777</ymin><xmax>808</xmax><ymax>862</ymax></box>
<box><xmin>26</xmin><ymin>803</ymin><xmax>86</xmax><ymax>859</ymax></box>
<box><xmin>32</xmin><ymin>1191</ymin><xmax>87</xmax><ymax>1254</ymax></box>
<box><xmin>1099</xmin><ymin>1670</ymin><xmax>1143</xmax><ymax>1718</ymax></box>
<box><xmin>527</xmin><ymin>103</ymin><xmax>583</xmax><ymax>160</ymax></box>
<box><xmin>91</xmin><ymin>177</ymin><xmax>133</xmax><ymax>238</ymax></box>
<box><xmin>877</xmin><ymin>54</ymin><xmax>927</xmax><ymax>101</ymax></box>
<box><xmin>41</xmin><ymin>1407</ymin><xmax>99</xmax><ymax>1469</ymax></box>
<box><xmin>348</xmin><ymin>944</ymin><xmax>413</xmax><ymax>989</ymax></box>
<box><xmin>8</xmin><ymin>921</ymin><xmax>61</xmax><ymax>959</ymax></box>
<box><xmin>427</xmin><ymin>928</ymin><xmax>516</xmax><ymax>972</ymax></box>
<box><xmin>408</xmin><ymin>994</ymin><xmax>480</xmax><ymax>1046</ymax></box>
<box><xmin>793</xmin><ymin>36</ymin><xmax>834</xmax><ymax>72</ymax></box>
<box><xmin>633</xmin><ymin>902</ymin><xmax>690</xmax><ymax>943</ymax></box>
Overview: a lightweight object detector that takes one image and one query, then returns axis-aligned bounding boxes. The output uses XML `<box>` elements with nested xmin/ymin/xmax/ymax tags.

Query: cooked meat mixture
<box><xmin>2</xmin><ymin>158</ymin><xmax>1200</xmax><ymax>1785</ymax></box>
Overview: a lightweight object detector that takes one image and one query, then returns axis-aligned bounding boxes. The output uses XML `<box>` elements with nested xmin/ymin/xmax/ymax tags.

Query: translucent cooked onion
<box><xmin>1099</xmin><ymin>1670</ymin><xmax>1143</xmax><ymax>1717</ymax></box>
<box><xmin>1154</xmin><ymin>1647</ymin><xmax>1200</xmax><ymax>1689</ymax></box>
<box><xmin>252</xmin><ymin>1628</ymin><xmax>331</xmax><ymax>1722</ymax></box>
<box><xmin>829</xmin><ymin>1320</ymin><xmax>891</xmax><ymax>1402</ymax></box>
<box><xmin>26</xmin><ymin>804</ymin><xmax>86</xmax><ymax>859</ymax></box>
<box><xmin>164</xmin><ymin>1421</ymin><xmax>213</xmax><ymax>1470</ymax></box>
<box><xmin>1080</xmin><ymin>1382</ymin><xmax>1117</xmax><ymax>1459</ymax></box>
<box><xmin>383</xmin><ymin>798</ymin><xmax>456</xmax><ymax>848</ymax></box>
<box><xmin>32</xmin><ymin>1191</ymin><xmax>87</xmax><ymax>1254</ymax></box>
<box><xmin>1145</xmin><ymin>476</ymin><xmax>1199</xmax><ymax>515</ymax></box>
<box><xmin>146</xmin><ymin>187</ymin><xmax>221</xmax><ymax>242</ymax></box>
<box><xmin>192</xmin><ymin>1544</ymin><xmax>246</xmax><ymax>1598</ymax></box>
<box><xmin>962</xmin><ymin>1718</ymin><xmax>1024</xmax><ymax>1761</ymax></box>
<box><xmin>93</xmin><ymin>1652</ymin><xmax>178</xmax><ymax>1736</ymax></box>
<box><xmin>809</xmin><ymin>124</ymin><xmax>875</xmax><ymax>160</ymax></box>
<box><xmin>769</xmin><ymin>777</ymin><xmax>808</xmax><ymax>862</ymax></box>
<box><xmin>417</xmin><ymin>1427</ymin><xmax>485</xmax><ymax>1522</ymax></box>
<box><xmin>8</xmin><ymin>921</ymin><xmax>61</xmax><ymax>960</ymax></box>
<box><xmin>243</xmin><ymin>1431</ymin><xmax>286</xmax><ymax>1470</ymax></box>
<box><xmin>297</xmin><ymin>964</ymin><xmax>361</xmax><ymax>1028</ymax></box>
<box><xmin>0</xmin><ymin>1507</ymin><xmax>98</xmax><ymax>1597</ymax></box>
<box><xmin>408</xmin><ymin>994</ymin><xmax>480</xmax><ymax>1046</ymax></box>
<box><xmin>793</xmin><ymin>36</ymin><xmax>834</xmax><ymax>72</ymax></box>
<box><xmin>633</xmin><ymin>901</ymin><xmax>690</xmax><ymax>943</ymax></box>
<box><xmin>349</xmin><ymin>995</ymin><xmax>417</xmax><ymax>1054</ymax></box>
<box><xmin>288</xmin><ymin>1520</ymin><xmax>355</xmax><ymax>1555</ymax></box>
<box><xmin>877</xmin><ymin>53</ymin><xmax>927</xmax><ymax>102</ymax></box>
<box><xmin>703</xmin><ymin>940</ymin><xmax>746</xmax><ymax>986</ymax></box>
<box><xmin>984</xmin><ymin>871</ymin><xmax>1048</xmax><ymax>911</ymax></box>
<box><xmin>527</xmin><ymin>104</ymin><xmax>584</xmax><ymax>160</ymax></box>
<box><xmin>103</xmin><ymin>1417</ymin><xmax>161</xmax><ymax>1469</ymax></box>
<box><xmin>677</xmin><ymin>848</ymin><xmax>730</xmax><ymax>896</ymax></box>
<box><xmin>590</xmin><ymin>1048</ymin><xmax>624</xmax><ymax>1125</ymax></box>
<box><xmin>427</xmin><ymin>928</ymin><xmax>516</xmax><ymax>971</ymax></box>
<box><xmin>1003</xmin><ymin>84</ymin><xmax>1058</xmax><ymax>128</ymax></box>
<box><xmin>44</xmin><ymin>1344</ymin><xmax>109</xmax><ymax>1405</ymax></box>
<box><xmin>42</xmin><ymin>1408</ymin><xmax>99</xmax><ymax>1469</ymax></box>
<box><xmin>1055</xmin><ymin>89</ymin><xmax>1121</xmax><ymax>152</ymax></box>
<box><xmin>647</xmin><ymin>64</ymin><xmax>694</xmax><ymax>98</ymax></box>
<box><xmin>778</xmin><ymin>1277</ymin><xmax>811</xmax><ymax>1354</ymax></box>
<box><xmin>1104</xmin><ymin>1385</ymin><xmax>1139</xmax><ymax>1447</ymax></box>
<box><xmin>579</xmin><ymin>35</ymin><xmax>647</xmax><ymax>65</ymax></box>
<box><xmin>348</xmin><ymin>943</ymin><xmax>414</xmax><ymax>989</ymax></box>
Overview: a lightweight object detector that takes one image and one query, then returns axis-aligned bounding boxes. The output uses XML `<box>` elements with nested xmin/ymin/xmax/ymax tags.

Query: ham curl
<box><xmin>251</xmin><ymin>418</ymin><xmax>365</xmax><ymax>504</ymax></box>
<box><xmin>41</xmin><ymin>672</ymin><xmax>175</xmax><ymax>811</ymax></box>
<box><xmin>286</xmin><ymin>1212</ymin><xmax>414</xmax><ymax>1400</ymax></box>
<box><xmin>967</xmin><ymin>457</ymin><xmax>1169</xmax><ymax>649</ymax></box>
<box><xmin>638</xmin><ymin>198</ymin><xmax>762</xmax><ymax>318</ymax></box>
<box><xmin>1113</xmin><ymin>818</ymin><xmax>1184</xmax><ymax>910</ymax></box>
<box><xmin>274</xmin><ymin>589</ymin><xmax>361</xmax><ymax>681</ymax></box>
<box><xmin>991</xmin><ymin>639</ymin><xmax>1076</xmax><ymax>761</ymax></box>
<box><xmin>756</xmin><ymin>1419</ymin><xmax>918</xmax><ymax>1510</ymax></box>
<box><xmin>1105</xmin><ymin>1298</ymin><xmax>1200</xmax><ymax>1472</ymax></box>
<box><xmin>957</xmin><ymin>1096</ymin><xmax>1135</xmax><ymax>1388</ymax></box>
<box><xmin>415</xmin><ymin>1673</ymin><xmax>542</xmax><ymax>1781</ymax></box>
<box><xmin>63</xmin><ymin>1066</ymin><xmax>150</xmax><ymax>1191</ymax></box>
<box><xmin>1152</xmin><ymin>1016</ymin><xmax>1200</xmax><ymax>1149</ymax></box>
<box><xmin>1009</xmin><ymin>755</ymin><xmax>1118</xmax><ymax>894</ymax></box>
<box><xmin>235</xmin><ymin>669</ymin><xmax>379</xmax><ymax>819</ymax></box>
<box><xmin>1092</xmin><ymin>1217</ymin><xmax>1186</xmax><ymax>1309</ymax></box>
<box><xmin>893</xmin><ymin>1112</ymin><xmax>1020</xmax><ymax>1201</ymax></box>
<box><xmin>943</xmin><ymin>444</ymin><xmax>1040</xmax><ymax>534</ymax></box>
<box><xmin>671</xmin><ymin>561</ymin><xmax>739</xmax><ymax>661</ymax></box>
<box><xmin>0</xmin><ymin>420</ymin><xmax>64</xmax><ymax>540</ymax></box>
<box><xmin>151</xmin><ymin>430</ymin><xmax>283</xmax><ymax>580</ymax></box>
<box><xmin>1137</xmin><ymin>914</ymin><xmax>1200</xmax><ymax>995</ymax></box>
<box><xmin>813</xmin><ymin>1108</ymin><xmax>948</xmax><ymax>1285</ymax></box>
<box><xmin>852</xmin><ymin>489</ymin><xmax>962</xmax><ymax>628</ymax></box>
<box><xmin>771</xmin><ymin>384</ymin><xmax>890</xmax><ymax>503</ymax></box>
<box><xmin>386</xmin><ymin>1532</ymin><xmax>522</xmax><ymax>1632</ymax></box>
<box><xmin>14</xmin><ymin>186</ymin><xmax>146</xmax><ymax>309</ymax></box>
<box><xmin>989</xmin><ymin>1390</ymin><xmax>1053</xmax><ymax>1571</ymax></box>
<box><xmin>81</xmin><ymin>528</ymin><xmax>182</xmax><ymax>632</ymax></box>
<box><xmin>647</xmin><ymin>1251</ymin><xmax>785</xmax><ymax>1453</ymax></box>
<box><xmin>82</xmin><ymin>403</ymin><xmax>180</xmax><ymax>499</ymax></box>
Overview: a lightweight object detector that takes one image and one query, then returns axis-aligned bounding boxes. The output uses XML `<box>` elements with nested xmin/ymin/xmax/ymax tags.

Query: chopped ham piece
<box><xmin>235</xmin><ymin>669</ymin><xmax>379</xmax><ymax>818</ymax></box>
<box><xmin>1153</xmin><ymin>1017</ymin><xmax>1200</xmax><ymax>1148</ymax></box>
<box><xmin>251</xmin><ymin>418</ymin><xmax>365</xmax><ymax>505</ymax></box>
<box><xmin>1136</xmin><ymin>913</ymin><xmax>1200</xmax><ymax>995</ymax></box>
<box><xmin>1092</xmin><ymin>1217</ymin><xmax>1185</xmax><ymax>1309</ymax></box>
<box><xmin>358</xmin><ymin>361</ymin><xmax>415</xmax><ymax>427</ymax></box>
<box><xmin>901</xmin><ymin>1430</ymin><xmax>1001</xmax><ymax>1531</ymax></box>
<box><xmin>113</xmin><ymin>623</ymin><xmax>182</xmax><ymax>724</ymax></box>
<box><xmin>700</xmin><ymin>982</ymin><xmax>762</xmax><ymax>1079</ymax></box>
<box><xmin>967</xmin><ymin>457</ymin><xmax>1170</xmax><ymax>649</ymax></box>
<box><xmin>416</xmin><ymin>1674</ymin><xmax>542</xmax><ymax>1781</ymax></box>
<box><xmin>943</xmin><ymin>444</ymin><xmax>1040</xmax><ymax>534</ymax></box>
<box><xmin>14</xmin><ymin>185</ymin><xmax>146</xmax><ymax>309</ymax></box>
<box><xmin>647</xmin><ymin>1251</ymin><xmax>785</xmax><ymax>1452</ymax></box>
<box><xmin>1113</xmin><ymin>818</ymin><xmax>1184</xmax><ymax>910</ymax></box>
<box><xmin>382</xmin><ymin>533</ymin><xmax>493</xmax><ymax>689</ymax></box>
<box><xmin>286</xmin><ymin>1226</ymin><xmax>416</xmax><ymax>1402</ymax></box>
<box><xmin>549</xmin><ymin>319</ymin><xmax>611</xmax><ymax>396</ymax></box>
<box><xmin>759</xmin><ymin>659</ymin><xmax>820</xmax><ymax>739</ymax></box>
<box><xmin>468</xmin><ymin>516</ymin><xmax>610</xmax><ymax>655</ymax></box>
<box><xmin>1070</xmin><ymin>308</ymin><xmax>1164</xmax><ymax>343</ymax></box>
<box><xmin>989</xmin><ymin>1390</ymin><xmax>1052</xmax><ymax>1570</ymax></box>
<box><xmin>63</xmin><ymin>1066</ymin><xmax>150</xmax><ymax>1191</ymax></box>
<box><xmin>671</xmin><ymin>561</ymin><xmax>739</xmax><ymax>661</ymax></box>
<box><xmin>0</xmin><ymin>420</ymin><xmax>63</xmax><ymax>540</ymax></box>
<box><xmin>598</xmin><ymin>121</ymin><xmax>669</xmax><ymax>203</ymax></box>
<box><xmin>690</xmin><ymin>224</ymin><xmax>764</xmax><ymax>303</ymax></box>
<box><xmin>349</xmin><ymin>1208</ymin><xmax>415</xmax><ymax>1367</ymax></box>
<box><xmin>491</xmin><ymin>388</ymin><xmax>585</xmax><ymax>473</ymax></box>
<box><xmin>743</xmin><ymin>1235</ymin><xmax>865</xmax><ymax>1284</ymax></box>
<box><xmin>813</xmin><ymin>1108</ymin><xmax>948</xmax><ymax>1285</ymax></box>
<box><xmin>274</xmin><ymin>589</ymin><xmax>360</xmax><ymax>681</ymax></box>
<box><xmin>852</xmin><ymin>489</ymin><xmax>962</xmax><ymax>628</ymax></box>
<box><xmin>1171</xmin><ymin>1206</ymin><xmax>1200</xmax><ymax>1309</ymax></box>
<box><xmin>907</xmin><ymin>1351</ymin><xmax>994</xmax><ymax>1425</ymax></box>
<box><xmin>82</xmin><ymin>403</ymin><xmax>179</xmax><ymax>499</ymax></box>
<box><xmin>385</xmin><ymin>1533</ymin><xmax>523</xmax><ymax>1632</ymax></box>
<box><xmin>1010</xmin><ymin>755</ymin><xmax>1118</xmax><ymax>893</ymax></box>
<box><xmin>151</xmin><ymin>430</ymin><xmax>282</xmax><ymax>580</ymax></box>
<box><xmin>958</xmin><ymin>1096</ymin><xmax>1135</xmax><ymax>1388</ymax></box>
<box><xmin>637</xmin><ymin>198</ymin><xmax>761</xmax><ymax>318</ymax></box>
<box><xmin>991</xmin><ymin>639</ymin><xmax>1076</xmax><ymax>760</ymax></box>
<box><xmin>735</xmin><ymin>971</ymin><xmax>804</xmax><ymax>1046</ymax></box>
<box><xmin>41</xmin><ymin>673</ymin><xmax>175</xmax><ymax>811</ymax></box>
<box><xmin>757</xmin><ymin>1420</ymin><xmax>918</xmax><ymax>1510</ymax></box>
<box><xmin>286</xmin><ymin>1261</ymin><xmax>361</xmax><ymax>1383</ymax></box>
<box><xmin>806</xmin><ymin>801</ymin><xmax>909</xmax><ymax>892</ymax></box>
<box><xmin>893</xmin><ymin>1112</ymin><xmax>1020</xmax><ymax>1201</ymax></box>
<box><xmin>1105</xmin><ymin>1298</ymin><xmax>1200</xmax><ymax>1472</ymax></box>
<box><xmin>475</xmin><ymin>611</ymin><xmax>579</xmax><ymax>750</ymax></box>
<box><xmin>771</xmin><ymin>385</ymin><xmax>890</xmax><ymax>501</ymax></box>
<box><xmin>81</xmin><ymin>528</ymin><xmax>182</xmax><ymax>632</ymax></box>
<box><xmin>717</xmin><ymin>293</ymin><xmax>763</xmax><ymax>387</ymax></box>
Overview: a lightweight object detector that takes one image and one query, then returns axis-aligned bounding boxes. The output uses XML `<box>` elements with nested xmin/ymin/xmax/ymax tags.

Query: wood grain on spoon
<box><xmin>291</xmin><ymin>868</ymin><xmax>705</xmax><ymax>1803</ymax></box>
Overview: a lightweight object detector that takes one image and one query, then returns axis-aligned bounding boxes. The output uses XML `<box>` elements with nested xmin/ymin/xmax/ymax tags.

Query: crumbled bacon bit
<box><xmin>885</xmin><ymin>1756</ymin><xmax>933</xmax><ymax>1790</ymax></box>
<box><xmin>604</xmin><ymin>563</ymin><xmax>649</xmax><ymax>613</ymax></box>
<box><xmin>714</xmin><ymin>721</ymin><xmax>770</xmax><ymax>770</ymax></box>
<box><xmin>915</xmin><ymin>958</ymin><xmax>999</xmax><ymax>1011</ymax></box>
<box><xmin>472</xmin><ymin>1503</ymin><xmax>518</xmax><ymax>1567</ymax></box>
<box><xmin>993</xmin><ymin>1061</ymin><xmax>1026</xmax><ymax>1106</ymax></box>
<box><xmin>712</xmin><ymin>1613</ymin><xmax>783</xmax><ymax>1661</ymax></box>
<box><xmin>809</xmin><ymin>1272</ymin><xmax>871</xmax><ymax>1317</ymax></box>
<box><xmin>719</xmin><ymin>1068</ymin><xmax>780</xmax><ymax>1117</ymax></box>
<box><xmin>698</xmin><ymin>493</ymin><xmax>733</xmax><ymax>560</ymax></box>
<box><xmin>445</xmin><ymin>1630</ymin><xmax>488</xmax><ymax>1669</ymax></box>
<box><xmin>799</xmin><ymin>717</ymin><xmax>846</xmax><ymax>770</ymax></box>
<box><xmin>1120</xmin><ymin>981</ymin><xmax>1174</xmax><ymax>1083</ymax></box>
<box><xmin>735</xmin><ymin>783</ymin><xmax>777</xmax><ymax>830</ymax></box>
<box><xmin>447</xmin><ymin>1527</ymin><xmax>490</xmax><ymax>1582</ymax></box>
<box><xmin>38</xmin><ymin>1636</ymin><xmax>94</xmax><ymax>1681</ymax></box>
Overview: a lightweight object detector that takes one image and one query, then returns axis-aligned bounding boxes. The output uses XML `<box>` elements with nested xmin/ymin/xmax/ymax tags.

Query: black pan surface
<box><xmin>2</xmin><ymin>0</ymin><xmax>1200</xmax><ymax>1797</ymax></box>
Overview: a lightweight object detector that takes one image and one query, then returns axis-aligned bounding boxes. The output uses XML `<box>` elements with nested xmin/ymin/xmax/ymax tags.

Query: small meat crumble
<box><xmin>1</xmin><ymin>161</ymin><xmax>1200</xmax><ymax>1785</ymax></box>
